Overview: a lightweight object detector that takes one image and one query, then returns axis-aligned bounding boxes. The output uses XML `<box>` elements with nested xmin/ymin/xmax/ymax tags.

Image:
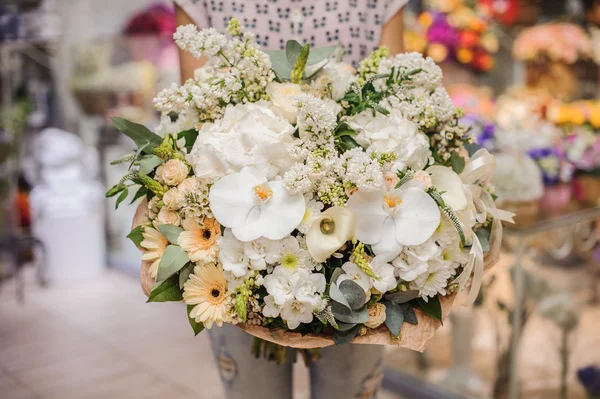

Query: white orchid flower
<box><xmin>346</xmin><ymin>183</ymin><xmax>441</xmax><ymax>261</ymax></box>
<box><xmin>209</xmin><ymin>167</ymin><xmax>306</xmax><ymax>242</ymax></box>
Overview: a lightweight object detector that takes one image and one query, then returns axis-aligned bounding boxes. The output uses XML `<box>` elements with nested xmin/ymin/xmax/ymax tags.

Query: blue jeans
<box><xmin>209</xmin><ymin>324</ymin><xmax>385</xmax><ymax>399</ymax></box>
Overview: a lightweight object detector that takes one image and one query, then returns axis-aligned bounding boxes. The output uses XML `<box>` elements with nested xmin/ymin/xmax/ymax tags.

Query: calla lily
<box><xmin>346</xmin><ymin>185</ymin><xmax>441</xmax><ymax>261</ymax></box>
<box><xmin>209</xmin><ymin>167</ymin><xmax>305</xmax><ymax>242</ymax></box>
<box><xmin>428</xmin><ymin>165</ymin><xmax>468</xmax><ymax>211</ymax></box>
<box><xmin>306</xmin><ymin>206</ymin><xmax>356</xmax><ymax>262</ymax></box>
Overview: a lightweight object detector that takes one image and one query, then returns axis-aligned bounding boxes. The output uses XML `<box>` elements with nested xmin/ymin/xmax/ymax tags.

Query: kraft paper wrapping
<box><xmin>133</xmin><ymin>201</ymin><xmax>501</xmax><ymax>350</ymax></box>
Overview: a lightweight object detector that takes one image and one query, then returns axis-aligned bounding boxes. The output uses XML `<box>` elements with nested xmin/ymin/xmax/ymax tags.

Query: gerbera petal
<box><xmin>345</xmin><ymin>190</ymin><xmax>388</xmax><ymax>245</ymax></box>
<box><xmin>394</xmin><ymin>187</ymin><xmax>441</xmax><ymax>246</ymax></box>
<box><xmin>371</xmin><ymin>218</ymin><xmax>403</xmax><ymax>262</ymax></box>
<box><xmin>209</xmin><ymin>168</ymin><xmax>260</xmax><ymax>228</ymax></box>
<box><xmin>259</xmin><ymin>180</ymin><xmax>305</xmax><ymax>240</ymax></box>
<box><xmin>428</xmin><ymin>165</ymin><xmax>468</xmax><ymax>211</ymax></box>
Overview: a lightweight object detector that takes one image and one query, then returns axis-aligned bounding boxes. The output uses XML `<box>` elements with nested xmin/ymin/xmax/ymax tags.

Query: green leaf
<box><xmin>332</xmin><ymin>325</ymin><xmax>361</xmax><ymax>345</ymax></box>
<box><xmin>450</xmin><ymin>152</ymin><xmax>466</xmax><ymax>174</ymax></box>
<box><xmin>285</xmin><ymin>40</ymin><xmax>303</xmax><ymax>65</ymax></box>
<box><xmin>187</xmin><ymin>304</ymin><xmax>205</xmax><ymax>336</ymax></box>
<box><xmin>303</xmin><ymin>59</ymin><xmax>329</xmax><ymax>80</ymax></box>
<box><xmin>130</xmin><ymin>186</ymin><xmax>148</xmax><ymax>204</ymax></box>
<box><xmin>338</xmin><ymin>135</ymin><xmax>361</xmax><ymax>152</ymax></box>
<box><xmin>416</xmin><ymin>296</ymin><xmax>443</xmax><ymax>324</ymax></box>
<box><xmin>385</xmin><ymin>302</ymin><xmax>405</xmax><ymax>337</ymax></box>
<box><xmin>147</xmin><ymin>275</ymin><xmax>183</xmax><ymax>302</ymax></box>
<box><xmin>334</xmin><ymin>129</ymin><xmax>357</xmax><ymax>138</ymax></box>
<box><xmin>112</xmin><ymin>117</ymin><xmax>162</xmax><ymax>154</ymax></box>
<box><xmin>307</xmin><ymin>45</ymin><xmax>337</xmax><ymax>65</ymax></box>
<box><xmin>401</xmin><ymin>304</ymin><xmax>418</xmax><ymax>325</ymax></box>
<box><xmin>158</xmin><ymin>224</ymin><xmax>184</xmax><ymax>245</ymax></box>
<box><xmin>335</xmin><ymin>321</ymin><xmax>358</xmax><ymax>331</ymax></box>
<box><xmin>465</xmin><ymin>143</ymin><xmax>483</xmax><ymax>157</ymax></box>
<box><xmin>331</xmin><ymin>302</ymin><xmax>369</xmax><ymax>324</ymax></box>
<box><xmin>331</xmin><ymin>267</ymin><xmax>345</xmax><ymax>284</ymax></box>
<box><xmin>264</xmin><ymin>50</ymin><xmax>293</xmax><ymax>80</ymax></box>
<box><xmin>115</xmin><ymin>187</ymin><xmax>129</xmax><ymax>209</ymax></box>
<box><xmin>178</xmin><ymin>129</ymin><xmax>199</xmax><ymax>148</ymax></box>
<box><xmin>127</xmin><ymin>225</ymin><xmax>144</xmax><ymax>247</ymax></box>
<box><xmin>138</xmin><ymin>155</ymin><xmax>163</xmax><ymax>175</ymax></box>
<box><xmin>328</xmin><ymin>282</ymin><xmax>351</xmax><ymax>310</ymax></box>
<box><xmin>475</xmin><ymin>228</ymin><xmax>491</xmax><ymax>252</ymax></box>
<box><xmin>338</xmin><ymin>280</ymin><xmax>367</xmax><ymax>311</ymax></box>
<box><xmin>179</xmin><ymin>263</ymin><xmax>194</xmax><ymax>289</ymax></box>
<box><xmin>384</xmin><ymin>290</ymin><xmax>420</xmax><ymax>304</ymax></box>
<box><xmin>106</xmin><ymin>184</ymin><xmax>124</xmax><ymax>198</ymax></box>
<box><xmin>156</xmin><ymin>245</ymin><xmax>190</xmax><ymax>284</ymax></box>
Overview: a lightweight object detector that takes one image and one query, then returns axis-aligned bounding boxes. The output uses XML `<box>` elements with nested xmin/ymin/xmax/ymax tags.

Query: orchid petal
<box><xmin>209</xmin><ymin>168</ymin><xmax>260</xmax><ymax>228</ymax></box>
<box><xmin>259</xmin><ymin>180</ymin><xmax>305</xmax><ymax>240</ymax></box>
<box><xmin>394</xmin><ymin>187</ymin><xmax>441</xmax><ymax>246</ymax></box>
<box><xmin>371</xmin><ymin>217</ymin><xmax>403</xmax><ymax>262</ymax></box>
<box><xmin>428</xmin><ymin>165</ymin><xmax>468</xmax><ymax>211</ymax></box>
<box><xmin>345</xmin><ymin>190</ymin><xmax>388</xmax><ymax>245</ymax></box>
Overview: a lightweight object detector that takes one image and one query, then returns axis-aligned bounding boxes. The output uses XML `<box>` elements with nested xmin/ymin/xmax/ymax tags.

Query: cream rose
<box><xmin>157</xmin><ymin>207</ymin><xmax>181</xmax><ymax>226</ymax></box>
<box><xmin>163</xmin><ymin>187</ymin><xmax>184</xmax><ymax>210</ymax></box>
<box><xmin>364</xmin><ymin>303</ymin><xmax>387</xmax><ymax>329</ymax></box>
<box><xmin>266</xmin><ymin>82</ymin><xmax>303</xmax><ymax>124</ymax></box>
<box><xmin>413</xmin><ymin>170</ymin><xmax>432</xmax><ymax>190</ymax></box>
<box><xmin>156</xmin><ymin>159</ymin><xmax>189</xmax><ymax>186</ymax></box>
<box><xmin>384</xmin><ymin>172</ymin><xmax>399</xmax><ymax>191</ymax></box>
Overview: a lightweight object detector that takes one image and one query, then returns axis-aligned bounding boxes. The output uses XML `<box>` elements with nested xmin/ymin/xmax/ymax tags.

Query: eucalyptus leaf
<box><xmin>156</xmin><ymin>245</ymin><xmax>190</xmax><ymax>284</ymax></box>
<box><xmin>465</xmin><ymin>142</ymin><xmax>483</xmax><ymax>157</ymax></box>
<box><xmin>138</xmin><ymin>155</ymin><xmax>163</xmax><ymax>175</ymax></box>
<box><xmin>286</xmin><ymin>40</ymin><xmax>303</xmax><ymax>65</ymax></box>
<box><xmin>384</xmin><ymin>290</ymin><xmax>420</xmax><ymax>304</ymax></box>
<box><xmin>476</xmin><ymin>228</ymin><xmax>491</xmax><ymax>252</ymax></box>
<box><xmin>264</xmin><ymin>50</ymin><xmax>293</xmax><ymax>80</ymax></box>
<box><xmin>332</xmin><ymin>325</ymin><xmax>361</xmax><ymax>346</ymax></box>
<box><xmin>303</xmin><ymin>59</ymin><xmax>329</xmax><ymax>79</ymax></box>
<box><xmin>331</xmin><ymin>267</ymin><xmax>345</xmax><ymax>285</ymax></box>
<box><xmin>179</xmin><ymin>263</ymin><xmax>194</xmax><ymax>289</ymax></box>
<box><xmin>335</xmin><ymin>321</ymin><xmax>358</xmax><ymax>331</ymax></box>
<box><xmin>416</xmin><ymin>296</ymin><xmax>443</xmax><ymax>324</ymax></box>
<box><xmin>451</xmin><ymin>152</ymin><xmax>466</xmax><ymax>174</ymax></box>
<box><xmin>329</xmin><ymin>282</ymin><xmax>351</xmax><ymax>310</ymax></box>
<box><xmin>130</xmin><ymin>186</ymin><xmax>148</xmax><ymax>204</ymax></box>
<box><xmin>385</xmin><ymin>302</ymin><xmax>405</xmax><ymax>337</ymax></box>
<box><xmin>147</xmin><ymin>274</ymin><xmax>182</xmax><ymax>302</ymax></box>
<box><xmin>187</xmin><ymin>304</ymin><xmax>205</xmax><ymax>336</ymax></box>
<box><xmin>401</xmin><ymin>304</ymin><xmax>418</xmax><ymax>325</ymax></box>
<box><xmin>158</xmin><ymin>224</ymin><xmax>184</xmax><ymax>245</ymax></box>
<box><xmin>127</xmin><ymin>225</ymin><xmax>144</xmax><ymax>247</ymax></box>
<box><xmin>306</xmin><ymin>45</ymin><xmax>337</xmax><ymax>65</ymax></box>
<box><xmin>112</xmin><ymin>117</ymin><xmax>162</xmax><ymax>153</ymax></box>
<box><xmin>339</xmin><ymin>280</ymin><xmax>367</xmax><ymax>311</ymax></box>
<box><xmin>331</xmin><ymin>302</ymin><xmax>369</xmax><ymax>324</ymax></box>
<box><xmin>115</xmin><ymin>187</ymin><xmax>129</xmax><ymax>209</ymax></box>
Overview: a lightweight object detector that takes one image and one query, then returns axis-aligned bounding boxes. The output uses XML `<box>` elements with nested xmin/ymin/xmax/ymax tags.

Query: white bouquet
<box><xmin>108</xmin><ymin>19</ymin><xmax>513</xmax><ymax>350</ymax></box>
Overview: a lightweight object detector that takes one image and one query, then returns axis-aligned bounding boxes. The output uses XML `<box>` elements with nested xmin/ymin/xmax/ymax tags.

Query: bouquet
<box><xmin>108</xmin><ymin>19</ymin><xmax>512</xmax><ymax>350</ymax></box>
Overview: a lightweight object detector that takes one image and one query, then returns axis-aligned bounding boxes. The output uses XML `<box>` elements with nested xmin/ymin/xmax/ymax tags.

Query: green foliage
<box><xmin>401</xmin><ymin>304</ymin><xmax>418</xmax><ymax>325</ymax></box>
<box><xmin>130</xmin><ymin>186</ymin><xmax>148</xmax><ymax>204</ymax></box>
<box><xmin>428</xmin><ymin>187</ymin><xmax>466</xmax><ymax>247</ymax></box>
<box><xmin>465</xmin><ymin>142</ymin><xmax>483</xmax><ymax>157</ymax></box>
<box><xmin>138</xmin><ymin>173</ymin><xmax>166</xmax><ymax>196</ymax></box>
<box><xmin>235</xmin><ymin>294</ymin><xmax>248</xmax><ymax>321</ymax></box>
<box><xmin>352</xmin><ymin>243</ymin><xmax>378</xmax><ymax>279</ymax></box>
<box><xmin>127</xmin><ymin>225</ymin><xmax>144</xmax><ymax>247</ymax></box>
<box><xmin>385</xmin><ymin>302</ymin><xmax>405</xmax><ymax>336</ymax></box>
<box><xmin>415</xmin><ymin>295</ymin><xmax>443</xmax><ymax>324</ymax></box>
<box><xmin>158</xmin><ymin>224</ymin><xmax>184</xmax><ymax>245</ymax></box>
<box><xmin>177</xmin><ymin>129</ymin><xmax>199</xmax><ymax>150</ymax></box>
<box><xmin>187</xmin><ymin>305</ymin><xmax>205</xmax><ymax>336</ymax></box>
<box><xmin>475</xmin><ymin>227</ymin><xmax>491</xmax><ymax>252</ymax></box>
<box><xmin>106</xmin><ymin>184</ymin><xmax>125</xmax><ymax>198</ymax></box>
<box><xmin>179</xmin><ymin>263</ymin><xmax>194</xmax><ymax>289</ymax></box>
<box><xmin>115</xmin><ymin>187</ymin><xmax>129</xmax><ymax>209</ymax></box>
<box><xmin>112</xmin><ymin>117</ymin><xmax>162</xmax><ymax>154</ymax></box>
<box><xmin>291</xmin><ymin>43</ymin><xmax>310</xmax><ymax>84</ymax></box>
<box><xmin>331</xmin><ymin>301</ymin><xmax>369</xmax><ymax>324</ymax></box>
<box><xmin>384</xmin><ymin>290</ymin><xmax>420</xmax><ymax>304</ymax></box>
<box><xmin>156</xmin><ymin>245</ymin><xmax>190</xmax><ymax>284</ymax></box>
<box><xmin>332</xmin><ymin>324</ymin><xmax>361</xmax><ymax>346</ymax></box>
<box><xmin>450</xmin><ymin>152</ymin><xmax>466</xmax><ymax>174</ymax></box>
<box><xmin>138</xmin><ymin>155</ymin><xmax>163</xmax><ymax>175</ymax></box>
<box><xmin>265</xmin><ymin>40</ymin><xmax>336</xmax><ymax>81</ymax></box>
<box><xmin>147</xmin><ymin>274</ymin><xmax>183</xmax><ymax>302</ymax></box>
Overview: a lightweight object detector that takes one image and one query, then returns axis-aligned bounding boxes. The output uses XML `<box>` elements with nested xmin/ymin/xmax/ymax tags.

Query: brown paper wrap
<box><xmin>132</xmin><ymin>202</ymin><xmax>501</xmax><ymax>350</ymax></box>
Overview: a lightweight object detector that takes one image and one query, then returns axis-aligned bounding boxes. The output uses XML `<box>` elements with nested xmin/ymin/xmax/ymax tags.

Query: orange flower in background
<box><xmin>418</xmin><ymin>12</ymin><xmax>434</xmax><ymax>28</ymax></box>
<box><xmin>459</xmin><ymin>30</ymin><xmax>479</xmax><ymax>48</ymax></box>
<box><xmin>469</xmin><ymin>18</ymin><xmax>487</xmax><ymax>33</ymax></box>
<box><xmin>587</xmin><ymin>102</ymin><xmax>600</xmax><ymax>128</ymax></box>
<box><xmin>457</xmin><ymin>47</ymin><xmax>474</xmax><ymax>64</ymax></box>
<box><xmin>428</xmin><ymin>43</ymin><xmax>449</xmax><ymax>62</ymax></box>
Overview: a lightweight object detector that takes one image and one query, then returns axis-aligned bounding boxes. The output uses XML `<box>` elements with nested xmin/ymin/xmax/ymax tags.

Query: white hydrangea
<box><xmin>342</xmin><ymin>148</ymin><xmax>385</xmax><ymax>192</ymax></box>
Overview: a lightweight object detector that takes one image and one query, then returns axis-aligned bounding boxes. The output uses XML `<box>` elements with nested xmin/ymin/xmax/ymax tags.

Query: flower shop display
<box><xmin>107</xmin><ymin>20</ymin><xmax>512</xmax><ymax>351</ymax></box>
<box><xmin>448</xmin><ymin>84</ymin><xmax>496</xmax><ymax>151</ymax></box>
<box><xmin>410</xmin><ymin>0</ymin><xmax>499</xmax><ymax>73</ymax></box>
<box><xmin>514</xmin><ymin>23</ymin><xmax>592</xmax><ymax>100</ymax></box>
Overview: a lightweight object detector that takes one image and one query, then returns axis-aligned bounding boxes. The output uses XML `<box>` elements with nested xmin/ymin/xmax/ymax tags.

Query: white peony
<box><xmin>187</xmin><ymin>101</ymin><xmax>295</xmax><ymax>180</ymax></box>
<box><xmin>209</xmin><ymin>167</ymin><xmax>306</xmax><ymax>242</ymax></box>
<box><xmin>347</xmin><ymin>110</ymin><xmax>431</xmax><ymax>170</ymax></box>
<box><xmin>322</xmin><ymin>62</ymin><xmax>357</xmax><ymax>100</ymax></box>
<box><xmin>266</xmin><ymin>82</ymin><xmax>303</xmax><ymax>124</ymax></box>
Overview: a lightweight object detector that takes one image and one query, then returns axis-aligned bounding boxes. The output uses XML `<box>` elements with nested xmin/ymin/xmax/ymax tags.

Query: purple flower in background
<box><xmin>578</xmin><ymin>366</ymin><xmax>600</xmax><ymax>398</ymax></box>
<box><xmin>528</xmin><ymin>147</ymin><xmax>563</xmax><ymax>185</ymax></box>
<box><xmin>427</xmin><ymin>14</ymin><xmax>459</xmax><ymax>51</ymax></box>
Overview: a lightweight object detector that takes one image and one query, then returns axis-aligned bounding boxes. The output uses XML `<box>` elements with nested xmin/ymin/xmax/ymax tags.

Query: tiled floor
<box><xmin>0</xmin><ymin>268</ymin><xmax>400</xmax><ymax>399</ymax></box>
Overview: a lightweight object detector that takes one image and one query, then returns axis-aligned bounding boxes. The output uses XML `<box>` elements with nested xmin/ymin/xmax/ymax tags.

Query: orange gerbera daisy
<box><xmin>140</xmin><ymin>227</ymin><xmax>169</xmax><ymax>278</ymax></box>
<box><xmin>177</xmin><ymin>217</ymin><xmax>221</xmax><ymax>263</ymax></box>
